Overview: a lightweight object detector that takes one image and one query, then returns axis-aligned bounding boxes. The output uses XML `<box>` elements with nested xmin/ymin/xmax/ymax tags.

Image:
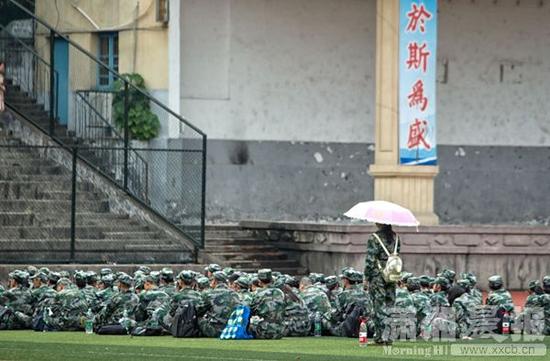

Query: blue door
<box><xmin>54</xmin><ymin>38</ymin><xmax>69</xmax><ymax>125</ymax></box>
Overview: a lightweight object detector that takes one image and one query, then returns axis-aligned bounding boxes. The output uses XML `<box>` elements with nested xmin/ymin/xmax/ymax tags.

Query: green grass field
<box><xmin>0</xmin><ymin>331</ymin><xmax>548</xmax><ymax>361</ymax></box>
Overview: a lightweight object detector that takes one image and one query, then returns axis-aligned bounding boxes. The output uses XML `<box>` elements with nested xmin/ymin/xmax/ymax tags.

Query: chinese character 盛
<box><xmin>407</xmin><ymin>119</ymin><xmax>431</xmax><ymax>150</ymax></box>
<box><xmin>406</xmin><ymin>3</ymin><xmax>432</xmax><ymax>33</ymax></box>
<box><xmin>407</xmin><ymin>79</ymin><xmax>428</xmax><ymax>111</ymax></box>
<box><xmin>406</xmin><ymin>42</ymin><xmax>430</xmax><ymax>73</ymax></box>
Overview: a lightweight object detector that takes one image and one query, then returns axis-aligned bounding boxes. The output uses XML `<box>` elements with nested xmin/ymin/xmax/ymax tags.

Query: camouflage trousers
<box><xmin>249</xmin><ymin>316</ymin><xmax>285</xmax><ymax>339</ymax></box>
<box><xmin>283</xmin><ymin>316</ymin><xmax>310</xmax><ymax>337</ymax></box>
<box><xmin>369</xmin><ymin>277</ymin><xmax>396</xmax><ymax>343</ymax></box>
<box><xmin>0</xmin><ymin>307</ymin><xmax>30</xmax><ymax>330</ymax></box>
<box><xmin>198</xmin><ymin>317</ymin><xmax>225</xmax><ymax>338</ymax></box>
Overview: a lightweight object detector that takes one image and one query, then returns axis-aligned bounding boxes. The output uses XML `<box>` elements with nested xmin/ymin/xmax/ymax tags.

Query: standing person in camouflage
<box><xmin>135</xmin><ymin>276</ymin><xmax>170</xmax><ymax>327</ymax></box>
<box><xmin>325</xmin><ymin>276</ymin><xmax>342</xmax><ymax>310</ymax></box>
<box><xmin>329</xmin><ymin>269</ymin><xmax>373</xmax><ymax>337</ymax></box>
<box><xmin>364</xmin><ymin>223</ymin><xmax>400</xmax><ymax>344</ymax></box>
<box><xmin>540</xmin><ymin>276</ymin><xmax>550</xmax><ymax>335</ymax></box>
<box><xmin>159</xmin><ymin>268</ymin><xmax>176</xmax><ymax>296</ymax></box>
<box><xmin>198</xmin><ymin>271</ymin><xmax>240</xmax><ymax>337</ymax></box>
<box><xmin>45</xmin><ymin>278</ymin><xmax>89</xmax><ymax>331</ymax></box>
<box><xmin>299</xmin><ymin>276</ymin><xmax>331</xmax><ymax>334</ymax></box>
<box><xmin>407</xmin><ymin>277</ymin><xmax>431</xmax><ymax>336</ymax></box>
<box><xmin>0</xmin><ymin>271</ymin><xmax>33</xmax><ymax>329</ymax></box>
<box><xmin>96</xmin><ymin>274</ymin><xmax>139</xmax><ymax>329</ymax></box>
<box><xmin>249</xmin><ymin>269</ymin><xmax>286</xmax><ymax>339</ymax></box>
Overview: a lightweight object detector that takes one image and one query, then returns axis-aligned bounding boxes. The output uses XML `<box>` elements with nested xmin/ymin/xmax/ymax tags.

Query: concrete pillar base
<box><xmin>368</xmin><ymin>164</ymin><xmax>439</xmax><ymax>226</ymax></box>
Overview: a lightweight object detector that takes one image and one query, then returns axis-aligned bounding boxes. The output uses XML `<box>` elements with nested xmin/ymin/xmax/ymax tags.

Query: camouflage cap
<box><xmin>26</xmin><ymin>266</ymin><xmax>38</xmax><ymax>276</ymax></box>
<box><xmin>236</xmin><ymin>275</ymin><xmax>251</xmax><ymax>289</ymax></box>
<box><xmin>208</xmin><ymin>264</ymin><xmax>222</xmax><ymax>273</ymax></box>
<box><xmin>285</xmin><ymin>275</ymin><xmax>300</xmax><ymax>288</ymax></box>
<box><xmin>418</xmin><ymin>275</ymin><xmax>433</xmax><ymax>287</ymax></box>
<box><xmin>56</xmin><ymin>277</ymin><xmax>72</xmax><ymax>287</ymax></box>
<box><xmin>257</xmin><ymin>269</ymin><xmax>273</xmax><ymax>283</ymax></box>
<box><xmin>406</xmin><ymin>277</ymin><xmax>421</xmax><ymax>289</ymax></box>
<box><xmin>212</xmin><ymin>271</ymin><xmax>227</xmax><ymax>283</ymax></box>
<box><xmin>117</xmin><ymin>273</ymin><xmax>134</xmax><ymax>286</ymax></box>
<box><xmin>149</xmin><ymin>271</ymin><xmax>160</xmax><ymax>283</ymax></box>
<box><xmin>309</xmin><ymin>273</ymin><xmax>325</xmax><ymax>284</ymax></box>
<box><xmin>223</xmin><ymin>267</ymin><xmax>235</xmax><ymax>276</ymax></box>
<box><xmin>228</xmin><ymin>271</ymin><xmax>242</xmax><ymax>283</ymax></box>
<box><xmin>134</xmin><ymin>277</ymin><xmax>145</xmax><ymax>290</ymax></box>
<box><xmin>137</xmin><ymin>266</ymin><xmax>151</xmax><ymax>275</ymax></box>
<box><xmin>437</xmin><ymin>268</ymin><xmax>456</xmax><ymax>282</ymax></box>
<box><xmin>100</xmin><ymin>268</ymin><xmax>113</xmax><ymax>276</ymax></box>
<box><xmin>177</xmin><ymin>270</ymin><xmax>196</xmax><ymax>282</ymax></box>
<box><xmin>542</xmin><ymin>276</ymin><xmax>550</xmax><ymax>288</ymax></box>
<box><xmin>400</xmin><ymin>272</ymin><xmax>414</xmax><ymax>283</ymax></box>
<box><xmin>342</xmin><ymin>269</ymin><xmax>363</xmax><ymax>283</ymax></box>
<box><xmin>433</xmin><ymin>276</ymin><xmax>450</xmax><ymax>288</ymax></box>
<box><xmin>59</xmin><ymin>271</ymin><xmax>70</xmax><ymax>279</ymax></box>
<box><xmin>456</xmin><ymin>278</ymin><xmax>470</xmax><ymax>289</ymax></box>
<box><xmin>86</xmin><ymin>271</ymin><xmax>98</xmax><ymax>283</ymax></box>
<box><xmin>38</xmin><ymin>267</ymin><xmax>50</xmax><ymax>275</ymax></box>
<box><xmin>160</xmin><ymin>267</ymin><xmax>174</xmax><ymax>281</ymax></box>
<box><xmin>48</xmin><ymin>272</ymin><xmax>61</xmax><ymax>283</ymax></box>
<box><xmin>100</xmin><ymin>273</ymin><xmax>115</xmax><ymax>286</ymax></box>
<box><xmin>528</xmin><ymin>280</ymin><xmax>541</xmax><ymax>291</ymax></box>
<box><xmin>272</xmin><ymin>271</ymin><xmax>282</xmax><ymax>278</ymax></box>
<box><xmin>325</xmin><ymin>275</ymin><xmax>339</xmax><ymax>288</ymax></box>
<box><xmin>9</xmin><ymin>270</ymin><xmax>28</xmax><ymax>284</ymax></box>
<box><xmin>196</xmin><ymin>276</ymin><xmax>210</xmax><ymax>288</ymax></box>
<box><xmin>74</xmin><ymin>270</ymin><xmax>86</xmax><ymax>282</ymax></box>
<box><xmin>488</xmin><ymin>275</ymin><xmax>503</xmax><ymax>288</ymax></box>
<box><xmin>30</xmin><ymin>272</ymin><xmax>48</xmax><ymax>283</ymax></box>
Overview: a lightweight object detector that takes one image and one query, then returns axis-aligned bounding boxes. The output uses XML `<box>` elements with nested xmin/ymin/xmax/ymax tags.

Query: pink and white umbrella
<box><xmin>344</xmin><ymin>200</ymin><xmax>419</xmax><ymax>227</ymax></box>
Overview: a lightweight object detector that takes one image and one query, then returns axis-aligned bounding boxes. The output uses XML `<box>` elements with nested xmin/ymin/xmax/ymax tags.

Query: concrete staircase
<box><xmin>205</xmin><ymin>225</ymin><xmax>305</xmax><ymax>274</ymax></box>
<box><xmin>0</xmin><ymin>131</ymin><xmax>193</xmax><ymax>264</ymax></box>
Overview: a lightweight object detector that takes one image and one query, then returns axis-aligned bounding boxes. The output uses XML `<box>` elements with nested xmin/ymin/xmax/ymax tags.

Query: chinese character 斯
<box><xmin>406</xmin><ymin>42</ymin><xmax>430</xmax><ymax>73</ymax></box>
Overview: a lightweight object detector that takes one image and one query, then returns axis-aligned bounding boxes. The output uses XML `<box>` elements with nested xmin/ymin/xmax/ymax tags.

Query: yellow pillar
<box><xmin>368</xmin><ymin>0</ymin><xmax>439</xmax><ymax>225</ymax></box>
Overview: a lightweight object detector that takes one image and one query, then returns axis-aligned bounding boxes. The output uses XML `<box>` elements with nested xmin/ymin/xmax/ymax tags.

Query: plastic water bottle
<box><xmin>85</xmin><ymin>309</ymin><xmax>94</xmax><ymax>334</ymax></box>
<box><xmin>314</xmin><ymin>312</ymin><xmax>322</xmax><ymax>337</ymax></box>
<box><xmin>502</xmin><ymin>312</ymin><xmax>511</xmax><ymax>334</ymax></box>
<box><xmin>359</xmin><ymin>317</ymin><xmax>368</xmax><ymax>347</ymax></box>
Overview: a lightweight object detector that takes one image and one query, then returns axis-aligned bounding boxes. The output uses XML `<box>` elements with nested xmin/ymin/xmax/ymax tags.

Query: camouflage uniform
<box><xmin>426</xmin><ymin>277</ymin><xmax>457</xmax><ymax>339</ymax></box>
<box><xmin>542</xmin><ymin>276</ymin><xmax>550</xmax><ymax>335</ymax></box>
<box><xmin>364</xmin><ymin>227</ymin><xmax>400</xmax><ymax>343</ymax></box>
<box><xmin>516</xmin><ymin>280</ymin><xmax>545</xmax><ymax>335</ymax></box>
<box><xmin>157</xmin><ymin>271</ymin><xmax>203</xmax><ymax>330</ymax></box>
<box><xmin>452</xmin><ymin>280</ymin><xmax>478</xmax><ymax>338</ymax></box>
<box><xmin>386</xmin><ymin>279</ymin><xmax>417</xmax><ymax>340</ymax></box>
<box><xmin>486</xmin><ymin>276</ymin><xmax>514</xmax><ymax>312</ymax></box>
<box><xmin>249</xmin><ymin>269</ymin><xmax>286</xmax><ymax>339</ymax></box>
<box><xmin>136</xmin><ymin>286</ymin><xmax>170</xmax><ymax>327</ymax></box>
<box><xmin>408</xmin><ymin>278</ymin><xmax>432</xmax><ymax>336</ymax></box>
<box><xmin>198</xmin><ymin>272</ymin><xmax>240</xmax><ymax>337</ymax></box>
<box><xmin>30</xmin><ymin>273</ymin><xmax>56</xmax><ymax>318</ymax></box>
<box><xmin>282</xmin><ymin>287</ymin><xmax>311</xmax><ymax>337</ymax></box>
<box><xmin>46</xmin><ymin>278</ymin><xmax>89</xmax><ymax>331</ymax></box>
<box><xmin>325</xmin><ymin>276</ymin><xmax>342</xmax><ymax>310</ymax></box>
<box><xmin>301</xmin><ymin>283</ymin><xmax>332</xmax><ymax>332</ymax></box>
<box><xmin>235</xmin><ymin>276</ymin><xmax>253</xmax><ymax>306</ymax></box>
<box><xmin>330</xmin><ymin>270</ymin><xmax>373</xmax><ymax>337</ymax></box>
<box><xmin>0</xmin><ymin>271</ymin><xmax>33</xmax><ymax>329</ymax></box>
<box><xmin>96</xmin><ymin>275</ymin><xmax>139</xmax><ymax>327</ymax></box>
<box><xmin>159</xmin><ymin>268</ymin><xmax>176</xmax><ymax>297</ymax></box>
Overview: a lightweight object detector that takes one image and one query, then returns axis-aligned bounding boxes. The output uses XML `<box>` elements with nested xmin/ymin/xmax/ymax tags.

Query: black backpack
<box><xmin>341</xmin><ymin>303</ymin><xmax>365</xmax><ymax>338</ymax></box>
<box><xmin>171</xmin><ymin>301</ymin><xmax>199</xmax><ymax>338</ymax></box>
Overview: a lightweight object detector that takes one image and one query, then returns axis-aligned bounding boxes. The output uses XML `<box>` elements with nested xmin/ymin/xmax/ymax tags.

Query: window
<box><xmin>97</xmin><ymin>32</ymin><xmax>118</xmax><ymax>89</ymax></box>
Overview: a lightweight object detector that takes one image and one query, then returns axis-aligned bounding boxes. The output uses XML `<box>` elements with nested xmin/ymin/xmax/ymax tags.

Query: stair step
<box><xmin>0</xmin><ymin>212</ymin><xmax>35</xmax><ymax>226</ymax></box>
<box><xmin>0</xmin><ymin>239</ymin><xmax>181</xmax><ymax>251</ymax></box>
<box><xmin>0</xmin><ymin>199</ymin><xmax>110</xmax><ymax>213</ymax></box>
<box><xmin>204</xmin><ymin>244</ymin><xmax>278</xmax><ymax>252</ymax></box>
<box><xmin>207</xmin><ymin>251</ymin><xmax>289</xmax><ymax>261</ymax></box>
<box><xmin>227</xmin><ymin>259</ymin><xmax>301</xmax><ymax>268</ymax></box>
<box><xmin>0</xmin><ymin>250</ymin><xmax>194</xmax><ymax>264</ymax></box>
<box><xmin>0</xmin><ymin>226</ymin><xmax>156</xmax><ymax>239</ymax></box>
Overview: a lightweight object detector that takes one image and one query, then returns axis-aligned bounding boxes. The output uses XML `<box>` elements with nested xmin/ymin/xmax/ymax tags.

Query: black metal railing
<box><xmin>0</xmin><ymin>141</ymin><xmax>196</xmax><ymax>264</ymax></box>
<box><xmin>1</xmin><ymin>0</ymin><xmax>207</xmax><ymax>250</ymax></box>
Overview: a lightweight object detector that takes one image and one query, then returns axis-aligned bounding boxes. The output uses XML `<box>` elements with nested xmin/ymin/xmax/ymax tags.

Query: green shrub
<box><xmin>112</xmin><ymin>73</ymin><xmax>160</xmax><ymax>141</ymax></box>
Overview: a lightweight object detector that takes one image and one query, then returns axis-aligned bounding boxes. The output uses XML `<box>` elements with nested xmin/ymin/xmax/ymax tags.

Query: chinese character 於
<box><xmin>406</xmin><ymin>2</ymin><xmax>432</xmax><ymax>33</ymax></box>
<box><xmin>407</xmin><ymin>119</ymin><xmax>431</xmax><ymax>150</ymax></box>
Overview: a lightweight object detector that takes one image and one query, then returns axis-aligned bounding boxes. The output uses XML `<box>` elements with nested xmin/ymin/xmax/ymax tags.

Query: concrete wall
<box><xmin>177</xmin><ymin>0</ymin><xmax>550</xmax><ymax>224</ymax></box>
